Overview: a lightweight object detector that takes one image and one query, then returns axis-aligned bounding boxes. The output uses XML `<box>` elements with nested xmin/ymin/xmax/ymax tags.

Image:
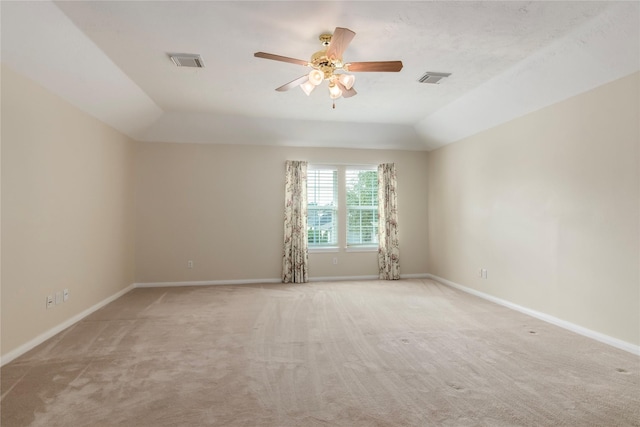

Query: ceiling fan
<box><xmin>254</xmin><ymin>27</ymin><xmax>403</xmax><ymax>107</ymax></box>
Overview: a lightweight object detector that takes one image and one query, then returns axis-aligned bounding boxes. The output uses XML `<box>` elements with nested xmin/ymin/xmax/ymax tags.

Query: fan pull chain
<box><xmin>332</xmin><ymin>101</ymin><xmax>336</xmax><ymax>109</ymax></box>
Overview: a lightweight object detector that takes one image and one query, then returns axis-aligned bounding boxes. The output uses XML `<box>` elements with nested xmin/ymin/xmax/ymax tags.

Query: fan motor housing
<box><xmin>310</xmin><ymin>50</ymin><xmax>339</xmax><ymax>79</ymax></box>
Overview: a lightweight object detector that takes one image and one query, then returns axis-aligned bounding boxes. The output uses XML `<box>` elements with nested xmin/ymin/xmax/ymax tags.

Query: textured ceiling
<box><xmin>1</xmin><ymin>1</ymin><xmax>638</xmax><ymax>150</ymax></box>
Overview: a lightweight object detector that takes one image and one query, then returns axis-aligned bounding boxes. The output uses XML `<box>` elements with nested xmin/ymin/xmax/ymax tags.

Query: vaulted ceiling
<box><xmin>2</xmin><ymin>1</ymin><xmax>638</xmax><ymax>150</ymax></box>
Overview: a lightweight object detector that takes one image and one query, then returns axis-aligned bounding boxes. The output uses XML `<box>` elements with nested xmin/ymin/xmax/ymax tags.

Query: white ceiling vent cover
<box><xmin>169</xmin><ymin>53</ymin><xmax>205</xmax><ymax>68</ymax></box>
<box><xmin>418</xmin><ymin>72</ymin><xmax>451</xmax><ymax>84</ymax></box>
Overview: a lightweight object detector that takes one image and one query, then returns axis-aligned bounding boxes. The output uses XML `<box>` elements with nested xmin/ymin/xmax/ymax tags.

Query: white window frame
<box><xmin>345</xmin><ymin>166</ymin><xmax>379</xmax><ymax>251</ymax></box>
<box><xmin>307</xmin><ymin>164</ymin><xmax>379</xmax><ymax>253</ymax></box>
<box><xmin>307</xmin><ymin>166</ymin><xmax>339</xmax><ymax>250</ymax></box>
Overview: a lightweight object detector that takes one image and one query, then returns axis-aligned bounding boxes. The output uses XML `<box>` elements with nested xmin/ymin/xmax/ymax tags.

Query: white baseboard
<box><xmin>1</xmin><ymin>283</ymin><xmax>136</xmax><ymax>367</ymax></box>
<box><xmin>310</xmin><ymin>273</ymin><xmax>429</xmax><ymax>282</ymax></box>
<box><xmin>427</xmin><ymin>274</ymin><xmax>640</xmax><ymax>356</ymax></box>
<box><xmin>134</xmin><ymin>278</ymin><xmax>282</xmax><ymax>288</ymax></box>
<box><xmin>309</xmin><ymin>275</ymin><xmax>378</xmax><ymax>282</ymax></box>
<box><xmin>401</xmin><ymin>273</ymin><xmax>430</xmax><ymax>279</ymax></box>
<box><xmin>135</xmin><ymin>274</ymin><xmax>430</xmax><ymax>287</ymax></box>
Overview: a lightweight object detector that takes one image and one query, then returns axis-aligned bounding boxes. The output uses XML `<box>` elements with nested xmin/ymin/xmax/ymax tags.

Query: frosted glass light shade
<box><xmin>300</xmin><ymin>81</ymin><xmax>315</xmax><ymax>96</ymax></box>
<box><xmin>328</xmin><ymin>83</ymin><xmax>343</xmax><ymax>99</ymax></box>
<box><xmin>338</xmin><ymin>74</ymin><xmax>355</xmax><ymax>90</ymax></box>
<box><xmin>308</xmin><ymin>69</ymin><xmax>324</xmax><ymax>86</ymax></box>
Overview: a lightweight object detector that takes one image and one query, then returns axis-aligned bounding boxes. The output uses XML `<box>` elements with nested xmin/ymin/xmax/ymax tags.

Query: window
<box><xmin>307</xmin><ymin>167</ymin><xmax>338</xmax><ymax>246</ymax></box>
<box><xmin>307</xmin><ymin>165</ymin><xmax>378</xmax><ymax>250</ymax></box>
<box><xmin>346</xmin><ymin>168</ymin><xmax>378</xmax><ymax>247</ymax></box>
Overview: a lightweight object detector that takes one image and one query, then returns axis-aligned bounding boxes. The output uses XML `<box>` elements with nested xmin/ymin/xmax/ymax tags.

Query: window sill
<box><xmin>309</xmin><ymin>246</ymin><xmax>340</xmax><ymax>253</ymax></box>
<box><xmin>345</xmin><ymin>246</ymin><xmax>378</xmax><ymax>253</ymax></box>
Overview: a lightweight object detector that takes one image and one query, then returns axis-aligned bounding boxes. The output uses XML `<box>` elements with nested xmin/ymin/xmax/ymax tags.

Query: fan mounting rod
<box><xmin>319</xmin><ymin>33</ymin><xmax>332</xmax><ymax>46</ymax></box>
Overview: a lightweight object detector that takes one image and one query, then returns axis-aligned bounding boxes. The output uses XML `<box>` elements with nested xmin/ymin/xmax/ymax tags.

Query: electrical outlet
<box><xmin>63</xmin><ymin>289</ymin><xmax>69</xmax><ymax>302</ymax></box>
<box><xmin>187</xmin><ymin>260</ymin><xmax>194</xmax><ymax>269</ymax></box>
<box><xmin>333</xmin><ymin>257</ymin><xmax>338</xmax><ymax>265</ymax></box>
<box><xmin>46</xmin><ymin>295</ymin><xmax>54</xmax><ymax>309</ymax></box>
<box><xmin>482</xmin><ymin>269</ymin><xmax>488</xmax><ymax>279</ymax></box>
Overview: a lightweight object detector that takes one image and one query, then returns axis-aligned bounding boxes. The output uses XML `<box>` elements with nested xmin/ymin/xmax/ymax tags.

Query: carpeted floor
<box><xmin>1</xmin><ymin>279</ymin><xmax>639</xmax><ymax>426</ymax></box>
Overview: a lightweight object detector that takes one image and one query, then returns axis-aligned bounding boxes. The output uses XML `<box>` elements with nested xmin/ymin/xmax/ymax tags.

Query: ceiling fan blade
<box><xmin>347</xmin><ymin>61</ymin><xmax>403</xmax><ymax>72</ymax></box>
<box><xmin>276</xmin><ymin>75</ymin><xmax>309</xmax><ymax>92</ymax></box>
<box><xmin>336</xmin><ymin>81</ymin><xmax>357</xmax><ymax>98</ymax></box>
<box><xmin>326</xmin><ymin>27</ymin><xmax>356</xmax><ymax>60</ymax></box>
<box><xmin>254</xmin><ymin>52</ymin><xmax>309</xmax><ymax>67</ymax></box>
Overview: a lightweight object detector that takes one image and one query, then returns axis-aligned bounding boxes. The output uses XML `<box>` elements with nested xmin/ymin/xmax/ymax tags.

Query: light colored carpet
<box><xmin>1</xmin><ymin>279</ymin><xmax>638</xmax><ymax>426</ymax></box>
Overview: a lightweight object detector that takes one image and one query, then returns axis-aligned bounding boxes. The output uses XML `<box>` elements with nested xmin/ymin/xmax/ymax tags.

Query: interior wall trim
<box><xmin>135</xmin><ymin>274</ymin><xmax>430</xmax><ymax>287</ymax></box>
<box><xmin>0</xmin><ymin>284</ymin><xmax>136</xmax><ymax>367</ymax></box>
<box><xmin>134</xmin><ymin>278</ymin><xmax>282</xmax><ymax>288</ymax></box>
<box><xmin>310</xmin><ymin>274</ymin><xmax>429</xmax><ymax>282</ymax></box>
<box><xmin>427</xmin><ymin>274</ymin><xmax>640</xmax><ymax>356</ymax></box>
<box><xmin>309</xmin><ymin>275</ymin><xmax>377</xmax><ymax>282</ymax></box>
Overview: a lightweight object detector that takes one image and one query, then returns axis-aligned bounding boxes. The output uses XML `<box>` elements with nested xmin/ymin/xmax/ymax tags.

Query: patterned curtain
<box><xmin>282</xmin><ymin>161</ymin><xmax>309</xmax><ymax>283</ymax></box>
<box><xmin>378</xmin><ymin>163</ymin><xmax>400</xmax><ymax>280</ymax></box>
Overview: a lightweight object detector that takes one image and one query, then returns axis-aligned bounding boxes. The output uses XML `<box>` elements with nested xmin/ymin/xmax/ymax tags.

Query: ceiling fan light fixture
<box><xmin>300</xmin><ymin>81</ymin><xmax>316</xmax><ymax>96</ymax></box>
<box><xmin>328</xmin><ymin>83</ymin><xmax>343</xmax><ymax>99</ymax></box>
<box><xmin>254</xmin><ymin>27</ymin><xmax>403</xmax><ymax>107</ymax></box>
<box><xmin>308</xmin><ymin>69</ymin><xmax>324</xmax><ymax>86</ymax></box>
<box><xmin>338</xmin><ymin>73</ymin><xmax>355</xmax><ymax>90</ymax></box>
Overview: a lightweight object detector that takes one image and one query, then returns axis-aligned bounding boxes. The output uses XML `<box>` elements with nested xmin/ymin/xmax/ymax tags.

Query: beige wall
<box><xmin>134</xmin><ymin>143</ymin><xmax>429</xmax><ymax>283</ymax></box>
<box><xmin>3</xmin><ymin>62</ymin><xmax>636</xmax><ymax>359</ymax></box>
<box><xmin>427</xmin><ymin>72</ymin><xmax>640</xmax><ymax>345</ymax></box>
<box><xmin>1</xmin><ymin>66</ymin><xmax>136</xmax><ymax>357</ymax></box>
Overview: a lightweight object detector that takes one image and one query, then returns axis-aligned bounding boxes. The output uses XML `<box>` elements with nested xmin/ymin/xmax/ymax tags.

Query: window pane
<box><xmin>307</xmin><ymin>169</ymin><xmax>338</xmax><ymax>246</ymax></box>
<box><xmin>346</xmin><ymin>169</ymin><xmax>378</xmax><ymax>246</ymax></box>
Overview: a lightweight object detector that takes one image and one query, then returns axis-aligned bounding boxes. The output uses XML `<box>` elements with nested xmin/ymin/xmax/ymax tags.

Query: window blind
<box><xmin>307</xmin><ymin>168</ymin><xmax>338</xmax><ymax>246</ymax></box>
<box><xmin>346</xmin><ymin>168</ymin><xmax>379</xmax><ymax>246</ymax></box>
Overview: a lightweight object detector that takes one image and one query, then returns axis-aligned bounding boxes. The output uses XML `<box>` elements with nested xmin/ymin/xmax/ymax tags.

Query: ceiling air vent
<box><xmin>418</xmin><ymin>72</ymin><xmax>451</xmax><ymax>84</ymax></box>
<box><xmin>169</xmin><ymin>53</ymin><xmax>205</xmax><ymax>68</ymax></box>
